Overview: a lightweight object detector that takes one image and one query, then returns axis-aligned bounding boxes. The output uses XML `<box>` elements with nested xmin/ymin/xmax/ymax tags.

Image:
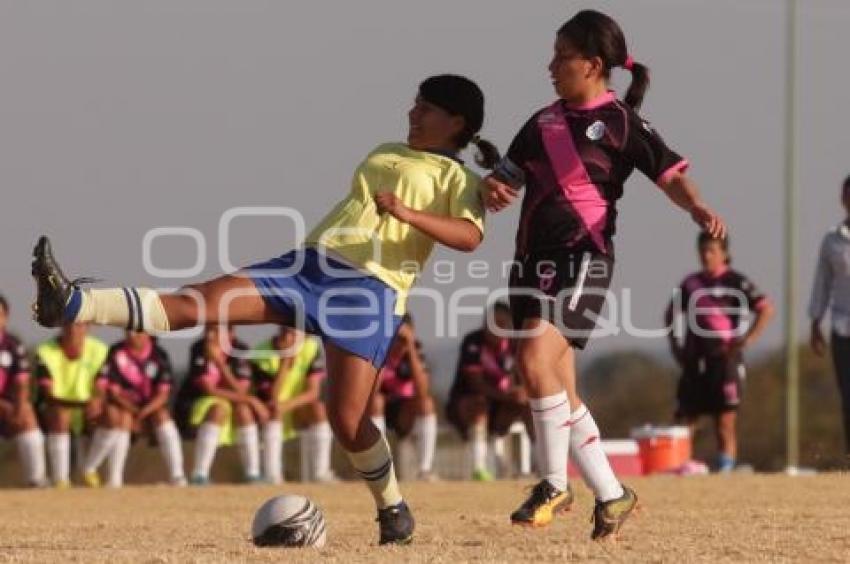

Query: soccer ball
<box><xmin>251</xmin><ymin>494</ymin><xmax>327</xmax><ymax>548</ymax></box>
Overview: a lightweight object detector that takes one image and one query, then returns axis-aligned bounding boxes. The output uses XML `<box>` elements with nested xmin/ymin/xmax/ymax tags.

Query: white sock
<box><xmin>530</xmin><ymin>392</ymin><xmax>570</xmax><ymax>492</ymax></box>
<box><xmin>300</xmin><ymin>426</ymin><xmax>313</xmax><ymax>482</ymax></box>
<box><xmin>15</xmin><ymin>429</ymin><xmax>47</xmax><ymax>486</ymax></box>
<box><xmin>236</xmin><ymin>424</ymin><xmax>261</xmax><ymax>479</ymax></box>
<box><xmin>192</xmin><ymin>423</ymin><xmax>221</xmax><ymax>479</ymax></box>
<box><xmin>569</xmin><ymin>404</ymin><xmax>624</xmax><ymax>502</ymax></box>
<box><xmin>83</xmin><ymin>428</ymin><xmax>117</xmax><ymax>473</ymax></box>
<box><xmin>469</xmin><ymin>421</ymin><xmax>487</xmax><ymax>473</ymax></box>
<box><xmin>262</xmin><ymin>421</ymin><xmax>283</xmax><ymax>484</ymax></box>
<box><xmin>74</xmin><ymin>287</ymin><xmax>171</xmax><ymax>333</ymax></box>
<box><xmin>413</xmin><ymin>414</ymin><xmax>437</xmax><ymax>474</ymax></box>
<box><xmin>155</xmin><ymin>420</ymin><xmax>185</xmax><ymax>482</ymax></box>
<box><xmin>490</xmin><ymin>435</ymin><xmax>507</xmax><ymax>477</ymax></box>
<box><xmin>46</xmin><ymin>433</ymin><xmax>70</xmax><ymax>484</ymax></box>
<box><xmin>371</xmin><ymin>416</ymin><xmax>386</xmax><ymax>436</ymax></box>
<box><xmin>106</xmin><ymin>430</ymin><xmax>130</xmax><ymax>488</ymax></box>
<box><xmin>311</xmin><ymin>421</ymin><xmax>333</xmax><ymax>480</ymax></box>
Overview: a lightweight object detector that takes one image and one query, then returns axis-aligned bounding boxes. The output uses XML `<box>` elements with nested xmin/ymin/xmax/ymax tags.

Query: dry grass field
<box><xmin>0</xmin><ymin>474</ymin><xmax>848</xmax><ymax>563</ymax></box>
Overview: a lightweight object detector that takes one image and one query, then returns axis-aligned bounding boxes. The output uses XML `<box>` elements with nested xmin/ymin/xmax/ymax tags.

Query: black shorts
<box><xmin>509</xmin><ymin>249</ymin><xmax>614</xmax><ymax>350</ymax></box>
<box><xmin>676</xmin><ymin>354</ymin><xmax>745</xmax><ymax>418</ymax></box>
<box><xmin>446</xmin><ymin>393</ymin><xmax>526</xmax><ymax>440</ymax></box>
<box><xmin>385</xmin><ymin>397</ymin><xmax>413</xmax><ymax>439</ymax></box>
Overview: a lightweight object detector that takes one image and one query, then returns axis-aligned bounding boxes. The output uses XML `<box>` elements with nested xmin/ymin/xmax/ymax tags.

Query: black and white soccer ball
<box><xmin>251</xmin><ymin>495</ymin><xmax>327</xmax><ymax>548</ymax></box>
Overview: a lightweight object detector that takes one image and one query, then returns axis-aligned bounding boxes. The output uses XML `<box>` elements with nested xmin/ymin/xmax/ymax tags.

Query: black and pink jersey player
<box><xmin>0</xmin><ymin>332</ymin><xmax>30</xmax><ymax>403</ymax></box>
<box><xmin>668</xmin><ymin>265</ymin><xmax>770</xmax><ymax>416</ymax></box>
<box><xmin>673</xmin><ymin>267</ymin><xmax>770</xmax><ymax>360</ymax></box>
<box><xmin>102</xmin><ymin>338</ymin><xmax>173</xmax><ymax>406</ymax></box>
<box><xmin>495</xmin><ymin>92</ymin><xmax>688</xmax><ymax>347</ymax></box>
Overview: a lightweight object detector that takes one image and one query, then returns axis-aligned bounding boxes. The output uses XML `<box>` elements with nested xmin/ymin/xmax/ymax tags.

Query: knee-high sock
<box><xmin>15</xmin><ymin>429</ymin><xmax>47</xmax><ymax>486</ymax></box>
<box><xmin>469</xmin><ymin>421</ymin><xmax>487</xmax><ymax>473</ymax></box>
<box><xmin>262</xmin><ymin>421</ymin><xmax>283</xmax><ymax>484</ymax></box>
<box><xmin>311</xmin><ymin>421</ymin><xmax>333</xmax><ymax>480</ymax></box>
<box><xmin>106</xmin><ymin>430</ymin><xmax>130</xmax><ymax>487</ymax></box>
<box><xmin>67</xmin><ymin>287</ymin><xmax>171</xmax><ymax>333</ymax></box>
<box><xmin>490</xmin><ymin>435</ymin><xmax>507</xmax><ymax>477</ymax></box>
<box><xmin>155</xmin><ymin>420</ymin><xmax>185</xmax><ymax>481</ymax></box>
<box><xmin>568</xmin><ymin>404</ymin><xmax>623</xmax><ymax>501</ymax></box>
<box><xmin>370</xmin><ymin>416</ymin><xmax>386</xmax><ymax>436</ymax></box>
<box><xmin>346</xmin><ymin>436</ymin><xmax>403</xmax><ymax>509</ymax></box>
<box><xmin>73</xmin><ymin>434</ymin><xmax>89</xmax><ymax>475</ymax></box>
<box><xmin>83</xmin><ymin>428</ymin><xmax>117</xmax><ymax>473</ymax></box>
<box><xmin>413</xmin><ymin>414</ymin><xmax>437</xmax><ymax>474</ymax></box>
<box><xmin>530</xmin><ymin>392</ymin><xmax>570</xmax><ymax>492</ymax></box>
<box><xmin>192</xmin><ymin>423</ymin><xmax>221</xmax><ymax>479</ymax></box>
<box><xmin>46</xmin><ymin>433</ymin><xmax>70</xmax><ymax>484</ymax></box>
<box><xmin>236</xmin><ymin>424</ymin><xmax>260</xmax><ymax>479</ymax></box>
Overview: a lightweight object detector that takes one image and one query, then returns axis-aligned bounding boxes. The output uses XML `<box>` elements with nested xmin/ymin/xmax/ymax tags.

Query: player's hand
<box><xmin>374</xmin><ymin>192</ymin><xmax>412</xmax><ymax>223</ymax></box>
<box><xmin>249</xmin><ymin>397</ymin><xmax>270</xmax><ymax>423</ymax></box>
<box><xmin>811</xmin><ymin>324</ymin><xmax>827</xmax><ymax>357</ymax></box>
<box><xmin>85</xmin><ymin>399</ymin><xmax>103</xmax><ymax>422</ymax></box>
<box><xmin>690</xmin><ymin>203</ymin><xmax>727</xmax><ymax>239</ymax></box>
<box><xmin>483</xmin><ymin>175</ymin><xmax>518</xmax><ymax>212</ymax></box>
<box><xmin>396</xmin><ymin>323</ymin><xmax>414</xmax><ymax>347</ymax></box>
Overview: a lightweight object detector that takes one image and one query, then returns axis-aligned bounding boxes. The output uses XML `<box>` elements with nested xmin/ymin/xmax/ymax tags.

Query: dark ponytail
<box><xmin>471</xmin><ymin>136</ymin><xmax>501</xmax><ymax>170</ymax></box>
<box><xmin>558</xmin><ymin>10</ymin><xmax>650</xmax><ymax>110</ymax></box>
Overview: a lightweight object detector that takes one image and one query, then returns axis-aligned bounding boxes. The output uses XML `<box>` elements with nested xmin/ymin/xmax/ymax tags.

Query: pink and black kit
<box><xmin>495</xmin><ymin>92</ymin><xmax>688</xmax><ymax>348</ymax></box>
<box><xmin>0</xmin><ymin>333</ymin><xmax>30</xmax><ymax>436</ymax></box>
<box><xmin>671</xmin><ymin>267</ymin><xmax>769</xmax><ymax>416</ymax></box>
<box><xmin>379</xmin><ymin>341</ymin><xmax>425</xmax><ymax>438</ymax></box>
<box><xmin>102</xmin><ymin>339</ymin><xmax>174</xmax><ymax>408</ymax></box>
<box><xmin>446</xmin><ymin>329</ymin><xmax>520</xmax><ymax>438</ymax></box>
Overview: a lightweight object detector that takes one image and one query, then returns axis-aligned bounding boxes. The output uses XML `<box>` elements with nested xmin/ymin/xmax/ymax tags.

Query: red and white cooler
<box><xmin>629</xmin><ymin>425</ymin><xmax>692</xmax><ymax>474</ymax></box>
<box><xmin>568</xmin><ymin>439</ymin><xmax>643</xmax><ymax>478</ymax></box>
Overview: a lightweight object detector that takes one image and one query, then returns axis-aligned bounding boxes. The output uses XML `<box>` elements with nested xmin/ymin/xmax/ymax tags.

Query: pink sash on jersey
<box><xmin>683</xmin><ymin>275</ymin><xmax>735</xmax><ymax>343</ymax></box>
<box><xmin>115</xmin><ymin>349</ymin><xmax>153</xmax><ymax>400</ymax></box>
<box><xmin>538</xmin><ymin>101</ymin><xmax>608</xmax><ymax>252</ymax></box>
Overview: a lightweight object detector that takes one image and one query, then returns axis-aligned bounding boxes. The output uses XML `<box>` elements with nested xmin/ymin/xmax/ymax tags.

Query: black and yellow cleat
<box><xmin>510</xmin><ymin>480</ymin><xmax>574</xmax><ymax>527</ymax></box>
<box><xmin>377</xmin><ymin>501</ymin><xmax>415</xmax><ymax>546</ymax></box>
<box><xmin>590</xmin><ymin>484</ymin><xmax>638</xmax><ymax>540</ymax></box>
<box><xmin>31</xmin><ymin>236</ymin><xmax>76</xmax><ymax>328</ymax></box>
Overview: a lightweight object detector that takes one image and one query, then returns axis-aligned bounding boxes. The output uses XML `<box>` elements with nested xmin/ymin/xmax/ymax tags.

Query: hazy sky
<box><xmin>1</xmin><ymin>1</ymin><xmax>847</xmax><ymax>387</ymax></box>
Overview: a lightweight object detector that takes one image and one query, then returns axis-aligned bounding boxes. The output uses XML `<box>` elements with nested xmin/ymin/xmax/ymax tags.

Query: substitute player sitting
<box><xmin>35</xmin><ymin>323</ymin><xmax>108</xmax><ymax>488</ymax></box>
<box><xmin>251</xmin><ymin>326</ymin><xmax>330</xmax><ymax>484</ymax></box>
<box><xmin>182</xmin><ymin>326</ymin><xmax>268</xmax><ymax>485</ymax></box>
<box><xmin>0</xmin><ymin>295</ymin><xmax>48</xmax><ymax>487</ymax></box>
<box><xmin>666</xmin><ymin>232</ymin><xmax>773</xmax><ymax>472</ymax></box>
<box><xmin>447</xmin><ymin>302</ymin><xmax>530</xmax><ymax>481</ymax></box>
<box><xmin>378</xmin><ymin>316</ymin><xmax>438</xmax><ymax>481</ymax></box>
<box><xmin>81</xmin><ymin>331</ymin><xmax>186</xmax><ymax>487</ymax></box>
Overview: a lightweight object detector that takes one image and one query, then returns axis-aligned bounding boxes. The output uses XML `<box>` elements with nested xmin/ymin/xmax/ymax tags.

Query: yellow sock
<box><xmin>346</xmin><ymin>436</ymin><xmax>403</xmax><ymax>509</ymax></box>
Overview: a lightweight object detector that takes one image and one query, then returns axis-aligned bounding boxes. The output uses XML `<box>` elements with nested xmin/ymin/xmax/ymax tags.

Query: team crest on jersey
<box><xmin>145</xmin><ymin>362</ymin><xmax>158</xmax><ymax>378</ymax></box>
<box><xmin>586</xmin><ymin>120</ymin><xmax>606</xmax><ymax>141</ymax></box>
<box><xmin>0</xmin><ymin>351</ymin><xmax>12</xmax><ymax>368</ymax></box>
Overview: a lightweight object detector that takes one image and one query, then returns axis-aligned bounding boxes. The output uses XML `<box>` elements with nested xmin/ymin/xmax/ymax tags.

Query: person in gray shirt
<box><xmin>809</xmin><ymin>175</ymin><xmax>850</xmax><ymax>454</ymax></box>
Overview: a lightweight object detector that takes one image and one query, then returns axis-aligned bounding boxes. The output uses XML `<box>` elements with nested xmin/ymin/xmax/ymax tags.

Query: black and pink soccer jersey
<box><xmin>0</xmin><ymin>333</ymin><xmax>29</xmax><ymax>401</ymax></box>
<box><xmin>102</xmin><ymin>340</ymin><xmax>173</xmax><ymax>406</ymax></box>
<box><xmin>449</xmin><ymin>329</ymin><xmax>516</xmax><ymax>398</ymax></box>
<box><xmin>671</xmin><ymin>267</ymin><xmax>770</xmax><ymax>358</ymax></box>
<box><xmin>494</xmin><ymin>91</ymin><xmax>688</xmax><ymax>256</ymax></box>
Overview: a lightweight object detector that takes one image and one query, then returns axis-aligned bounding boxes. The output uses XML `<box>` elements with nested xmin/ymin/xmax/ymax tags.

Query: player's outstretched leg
<box><xmin>32</xmin><ymin>236</ymin><xmax>282</xmax><ymax>331</ymax></box>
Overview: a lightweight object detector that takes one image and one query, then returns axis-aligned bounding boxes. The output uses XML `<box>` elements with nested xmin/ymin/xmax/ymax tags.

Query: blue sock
<box><xmin>717</xmin><ymin>453</ymin><xmax>735</xmax><ymax>472</ymax></box>
<box><xmin>63</xmin><ymin>289</ymin><xmax>83</xmax><ymax>323</ymax></box>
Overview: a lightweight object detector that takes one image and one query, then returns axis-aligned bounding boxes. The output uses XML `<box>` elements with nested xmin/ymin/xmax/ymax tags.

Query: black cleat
<box><xmin>31</xmin><ymin>236</ymin><xmax>77</xmax><ymax>328</ymax></box>
<box><xmin>376</xmin><ymin>501</ymin><xmax>414</xmax><ymax>546</ymax></box>
<box><xmin>510</xmin><ymin>480</ymin><xmax>573</xmax><ymax>527</ymax></box>
<box><xmin>590</xmin><ymin>485</ymin><xmax>638</xmax><ymax>540</ymax></box>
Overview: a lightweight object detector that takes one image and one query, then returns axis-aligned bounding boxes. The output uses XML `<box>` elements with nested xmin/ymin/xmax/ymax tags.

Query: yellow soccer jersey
<box><xmin>305</xmin><ymin>143</ymin><xmax>484</xmax><ymax>313</ymax></box>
